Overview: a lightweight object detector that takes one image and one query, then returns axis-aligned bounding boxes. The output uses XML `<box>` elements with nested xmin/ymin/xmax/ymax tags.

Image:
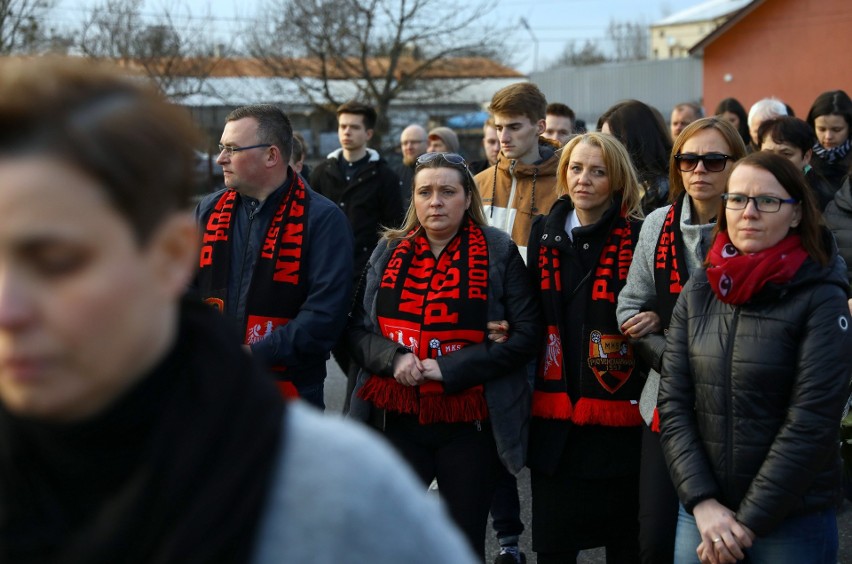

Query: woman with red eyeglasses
<box><xmin>616</xmin><ymin>117</ymin><xmax>747</xmax><ymax>564</ymax></box>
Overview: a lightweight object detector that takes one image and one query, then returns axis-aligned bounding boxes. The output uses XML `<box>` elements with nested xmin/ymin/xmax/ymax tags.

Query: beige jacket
<box><xmin>474</xmin><ymin>137</ymin><xmax>561</xmax><ymax>259</ymax></box>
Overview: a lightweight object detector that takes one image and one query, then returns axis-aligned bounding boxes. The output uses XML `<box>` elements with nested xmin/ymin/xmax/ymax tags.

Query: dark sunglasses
<box><xmin>674</xmin><ymin>152</ymin><xmax>732</xmax><ymax>172</ymax></box>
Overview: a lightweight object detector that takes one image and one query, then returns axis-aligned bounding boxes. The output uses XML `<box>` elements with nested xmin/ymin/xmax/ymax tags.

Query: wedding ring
<box><xmin>713</xmin><ymin>538</ymin><xmax>722</xmax><ymax>543</ymax></box>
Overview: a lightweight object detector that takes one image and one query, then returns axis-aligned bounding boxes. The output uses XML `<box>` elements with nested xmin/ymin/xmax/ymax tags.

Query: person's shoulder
<box><xmin>196</xmin><ymin>187</ymin><xmax>229</xmax><ymax>216</ymax></box>
<box><xmin>253</xmin><ymin>402</ymin><xmax>476</xmax><ymax>563</ymax></box>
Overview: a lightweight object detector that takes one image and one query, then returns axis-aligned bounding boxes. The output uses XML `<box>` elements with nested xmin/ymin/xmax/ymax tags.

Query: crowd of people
<box><xmin>0</xmin><ymin>55</ymin><xmax>850</xmax><ymax>564</ymax></box>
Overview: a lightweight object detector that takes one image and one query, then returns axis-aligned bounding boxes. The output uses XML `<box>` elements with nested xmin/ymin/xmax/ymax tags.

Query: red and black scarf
<box><xmin>533</xmin><ymin>205</ymin><xmax>642</xmax><ymax>427</ymax></box>
<box><xmin>654</xmin><ymin>193</ymin><xmax>691</xmax><ymax>329</ymax></box>
<box><xmin>196</xmin><ymin>176</ymin><xmax>309</xmax><ymax>398</ymax></box>
<box><xmin>706</xmin><ymin>232</ymin><xmax>807</xmax><ymax>305</ymax></box>
<box><xmin>358</xmin><ymin>218</ymin><xmax>489</xmax><ymax>424</ymax></box>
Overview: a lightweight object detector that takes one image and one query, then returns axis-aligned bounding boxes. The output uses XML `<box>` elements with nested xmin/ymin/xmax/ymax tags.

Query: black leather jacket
<box><xmin>659</xmin><ymin>241</ymin><xmax>852</xmax><ymax>536</ymax></box>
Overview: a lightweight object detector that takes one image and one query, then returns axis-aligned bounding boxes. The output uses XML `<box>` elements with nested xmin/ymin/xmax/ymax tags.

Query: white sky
<box><xmin>48</xmin><ymin>0</ymin><xmax>706</xmax><ymax>73</ymax></box>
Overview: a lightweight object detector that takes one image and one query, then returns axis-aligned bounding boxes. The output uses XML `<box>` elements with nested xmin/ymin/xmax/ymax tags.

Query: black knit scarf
<box><xmin>196</xmin><ymin>175</ymin><xmax>309</xmax><ymax>397</ymax></box>
<box><xmin>532</xmin><ymin>203</ymin><xmax>642</xmax><ymax>427</ymax></box>
<box><xmin>653</xmin><ymin>192</ymin><xmax>690</xmax><ymax>330</ymax></box>
<box><xmin>0</xmin><ymin>302</ymin><xmax>284</xmax><ymax>564</ymax></box>
<box><xmin>359</xmin><ymin>218</ymin><xmax>489</xmax><ymax>424</ymax></box>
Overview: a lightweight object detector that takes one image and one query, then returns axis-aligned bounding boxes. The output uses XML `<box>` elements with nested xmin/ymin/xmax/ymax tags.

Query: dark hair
<box><xmin>714</xmin><ymin>97</ymin><xmax>750</xmax><ymax>145</ymax></box>
<box><xmin>598</xmin><ymin>100</ymin><xmax>672</xmax><ymax>184</ymax></box>
<box><xmin>291</xmin><ymin>131</ymin><xmax>306</xmax><ymax>162</ymax></box>
<box><xmin>547</xmin><ymin>102</ymin><xmax>575</xmax><ymax>120</ymax></box>
<box><xmin>756</xmin><ymin>116</ymin><xmax>816</xmax><ymax>155</ymax></box>
<box><xmin>336</xmin><ymin>100</ymin><xmax>378</xmax><ymax>130</ymax></box>
<box><xmin>669</xmin><ymin>117</ymin><xmax>747</xmax><ymax>203</ymax></box>
<box><xmin>227</xmin><ymin>104</ymin><xmax>294</xmax><ymax>162</ymax></box>
<box><xmin>673</xmin><ymin>102</ymin><xmax>703</xmax><ymax>119</ymax></box>
<box><xmin>489</xmin><ymin>82</ymin><xmax>547</xmax><ymax>123</ymax></box>
<box><xmin>0</xmin><ymin>57</ymin><xmax>200</xmax><ymax>243</ymax></box>
<box><xmin>807</xmin><ymin>90</ymin><xmax>852</xmax><ymax>131</ymax></box>
<box><xmin>714</xmin><ymin>151</ymin><xmax>829</xmax><ymax>265</ymax></box>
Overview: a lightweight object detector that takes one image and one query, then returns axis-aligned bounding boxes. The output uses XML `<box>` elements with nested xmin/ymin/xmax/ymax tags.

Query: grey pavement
<box><xmin>323</xmin><ymin>359</ymin><xmax>852</xmax><ymax>563</ymax></box>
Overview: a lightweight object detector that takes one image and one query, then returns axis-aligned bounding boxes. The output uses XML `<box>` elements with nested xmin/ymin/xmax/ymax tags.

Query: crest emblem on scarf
<box><xmin>541</xmin><ymin>325</ymin><xmax>562</xmax><ymax>381</ymax></box>
<box><xmin>587</xmin><ymin>330</ymin><xmax>634</xmax><ymax>393</ymax></box>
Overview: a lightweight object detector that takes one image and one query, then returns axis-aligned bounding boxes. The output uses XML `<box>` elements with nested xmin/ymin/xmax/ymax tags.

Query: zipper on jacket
<box><xmin>723</xmin><ymin>307</ymin><xmax>740</xmax><ymax>486</ymax></box>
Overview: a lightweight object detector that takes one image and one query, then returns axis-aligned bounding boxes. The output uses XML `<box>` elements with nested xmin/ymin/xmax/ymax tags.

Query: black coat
<box><xmin>526</xmin><ymin>197</ymin><xmax>643</xmax><ymax>476</ymax></box>
<box><xmin>824</xmin><ymin>177</ymin><xmax>852</xmax><ymax>282</ymax></box>
<box><xmin>310</xmin><ymin>149</ymin><xmax>404</xmax><ymax>283</ymax></box>
<box><xmin>659</xmin><ymin>242</ymin><xmax>852</xmax><ymax>536</ymax></box>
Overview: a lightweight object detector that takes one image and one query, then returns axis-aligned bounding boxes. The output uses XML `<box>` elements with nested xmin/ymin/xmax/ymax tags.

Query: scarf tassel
<box><xmin>532</xmin><ymin>391</ymin><xmax>574</xmax><ymax>419</ymax></box>
<box><xmin>650</xmin><ymin>407</ymin><xmax>661</xmax><ymax>433</ymax></box>
<box><xmin>358</xmin><ymin>375</ymin><xmax>419</xmax><ymax>414</ymax></box>
<box><xmin>418</xmin><ymin>392</ymin><xmax>488</xmax><ymax>424</ymax></box>
<box><xmin>572</xmin><ymin>398</ymin><xmax>642</xmax><ymax>427</ymax></box>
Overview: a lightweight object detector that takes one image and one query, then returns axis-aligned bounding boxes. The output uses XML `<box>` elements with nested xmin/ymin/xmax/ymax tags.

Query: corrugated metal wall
<box><xmin>530</xmin><ymin>58</ymin><xmax>703</xmax><ymax>129</ymax></box>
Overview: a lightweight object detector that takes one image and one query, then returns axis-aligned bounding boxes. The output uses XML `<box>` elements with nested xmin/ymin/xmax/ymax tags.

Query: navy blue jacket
<box><xmin>195</xmin><ymin>170</ymin><xmax>354</xmax><ymax>386</ymax></box>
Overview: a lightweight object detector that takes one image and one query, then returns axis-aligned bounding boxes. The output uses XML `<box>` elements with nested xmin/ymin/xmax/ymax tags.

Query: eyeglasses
<box><xmin>722</xmin><ymin>193</ymin><xmax>799</xmax><ymax>213</ymax></box>
<box><xmin>416</xmin><ymin>152</ymin><xmax>468</xmax><ymax>167</ymax></box>
<box><xmin>218</xmin><ymin>143</ymin><xmax>272</xmax><ymax>157</ymax></box>
<box><xmin>674</xmin><ymin>152</ymin><xmax>732</xmax><ymax>172</ymax></box>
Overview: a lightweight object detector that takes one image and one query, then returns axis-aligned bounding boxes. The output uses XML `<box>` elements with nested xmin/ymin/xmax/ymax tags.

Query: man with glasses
<box><xmin>195</xmin><ymin>104</ymin><xmax>354</xmax><ymax>409</ymax></box>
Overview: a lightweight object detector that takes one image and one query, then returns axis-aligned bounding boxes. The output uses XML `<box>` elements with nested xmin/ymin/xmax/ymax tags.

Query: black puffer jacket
<box><xmin>824</xmin><ymin>177</ymin><xmax>852</xmax><ymax>282</ymax></box>
<box><xmin>659</xmin><ymin>241</ymin><xmax>852</xmax><ymax>536</ymax></box>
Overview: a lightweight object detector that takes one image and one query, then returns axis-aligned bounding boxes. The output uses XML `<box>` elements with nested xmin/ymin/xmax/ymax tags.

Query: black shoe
<box><xmin>493</xmin><ymin>548</ymin><xmax>526</xmax><ymax>564</ymax></box>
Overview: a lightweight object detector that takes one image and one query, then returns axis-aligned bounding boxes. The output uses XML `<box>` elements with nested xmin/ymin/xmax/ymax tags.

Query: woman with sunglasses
<box><xmin>347</xmin><ymin>152</ymin><xmax>541</xmax><ymax>557</ymax></box>
<box><xmin>525</xmin><ymin>133</ymin><xmax>645</xmax><ymax>562</ymax></box>
<box><xmin>616</xmin><ymin>117</ymin><xmax>746</xmax><ymax>564</ymax></box>
<box><xmin>659</xmin><ymin>151</ymin><xmax>852</xmax><ymax>563</ymax></box>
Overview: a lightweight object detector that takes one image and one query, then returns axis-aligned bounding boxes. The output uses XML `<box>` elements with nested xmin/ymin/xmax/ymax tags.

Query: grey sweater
<box><xmin>616</xmin><ymin>197</ymin><xmax>715</xmax><ymax>425</ymax></box>
<box><xmin>252</xmin><ymin>402</ymin><xmax>476</xmax><ymax>563</ymax></box>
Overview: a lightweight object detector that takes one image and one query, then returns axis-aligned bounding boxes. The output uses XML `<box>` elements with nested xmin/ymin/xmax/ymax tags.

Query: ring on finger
<box><xmin>712</xmin><ymin>538</ymin><xmax>722</xmax><ymax>543</ymax></box>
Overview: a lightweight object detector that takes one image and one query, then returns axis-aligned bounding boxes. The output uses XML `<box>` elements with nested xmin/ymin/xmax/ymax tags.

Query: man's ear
<box><xmin>536</xmin><ymin>119</ymin><xmax>546</xmax><ymax>136</ymax></box>
<box><xmin>145</xmin><ymin>212</ymin><xmax>200</xmax><ymax>299</ymax></box>
<box><xmin>366</xmin><ymin>128</ymin><xmax>375</xmax><ymax>141</ymax></box>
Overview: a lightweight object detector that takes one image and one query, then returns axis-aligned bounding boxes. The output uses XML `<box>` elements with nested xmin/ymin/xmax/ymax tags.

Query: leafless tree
<box><xmin>0</xmin><ymin>0</ymin><xmax>56</xmax><ymax>53</ymax></box>
<box><xmin>77</xmin><ymin>0</ymin><xmax>224</xmax><ymax>100</ymax></box>
<box><xmin>607</xmin><ymin>19</ymin><xmax>649</xmax><ymax>62</ymax></box>
<box><xmin>546</xmin><ymin>39</ymin><xmax>608</xmax><ymax>69</ymax></box>
<box><xmin>246</xmin><ymin>0</ymin><xmax>504</xmax><ymax>147</ymax></box>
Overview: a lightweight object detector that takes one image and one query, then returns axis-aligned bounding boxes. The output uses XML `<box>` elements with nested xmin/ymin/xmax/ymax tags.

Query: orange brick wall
<box><xmin>703</xmin><ymin>0</ymin><xmax>852</xmax><ymax>117</ymax></box>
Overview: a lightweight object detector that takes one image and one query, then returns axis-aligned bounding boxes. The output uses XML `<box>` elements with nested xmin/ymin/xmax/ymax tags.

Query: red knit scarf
<box><xmin>706</xmin><ymin>232</ymin><xmax>808</xmax><ymax>305</ymax></box>
<box><xmin>196</xmin><ymin>176</ymin><xmax>309</xmax><ymax>398</ymax></box>
<box><xmin>533</xmin><ymin>205</ymin><xmax>643</xmax><ymax>427</ymax></box>
<box><xmin>358</xmin><ymin>218</ymin><xmax>489</xmax><ymax>424</ymax></box>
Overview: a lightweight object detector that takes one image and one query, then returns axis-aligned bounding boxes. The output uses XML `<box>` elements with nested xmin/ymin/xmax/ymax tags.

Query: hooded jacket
<box><xmin>310</xmin><ymin>148</ymin><xmax>404</xmax><ymax>283</ymax></box>
<box><xmin>474</xmin><ymin>137</ymin><xmax>561</xmax><ymax>258</ymax></box>
<box><xmin>659</xmin><ymin>239</ymin><xmax>852</xmax><ymax>536</ymax></box>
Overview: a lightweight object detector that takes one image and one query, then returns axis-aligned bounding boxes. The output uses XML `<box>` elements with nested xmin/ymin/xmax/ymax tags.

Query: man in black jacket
<box><xmin>309</xmin><ymin>101</ymin><xmax>404</xmax><ymax>382</ymax></box>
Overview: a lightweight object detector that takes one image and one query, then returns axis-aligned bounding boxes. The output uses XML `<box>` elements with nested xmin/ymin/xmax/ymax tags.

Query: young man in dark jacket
<box><xmin>309</xmin><ymin>101</ymin><xmax>404</xmax><ymax>383</ymax></box>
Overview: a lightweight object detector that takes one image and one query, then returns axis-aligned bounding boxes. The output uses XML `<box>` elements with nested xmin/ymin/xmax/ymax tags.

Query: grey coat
<box><xmin>347</xmin><ymin>225</ymin><xmax>541</xmax><ymax>474</ymax></box>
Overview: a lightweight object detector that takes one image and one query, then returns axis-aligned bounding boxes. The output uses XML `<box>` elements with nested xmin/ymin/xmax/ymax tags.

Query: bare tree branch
<box><xmin>246</xmin><ymin>0</ymin><xmax>505</xmax><ymax>146</ymax></box>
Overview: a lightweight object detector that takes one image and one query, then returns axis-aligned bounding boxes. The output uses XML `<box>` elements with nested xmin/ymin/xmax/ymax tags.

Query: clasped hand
<box><xmin>392</xmin><ymin>352</ymin><xmax>442</xmax><ymax>386</ymax></box>
<box><xmin>693</xmin><ymin>499</ymin><xmax>755</xmax><ymax>564</ymax></box>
